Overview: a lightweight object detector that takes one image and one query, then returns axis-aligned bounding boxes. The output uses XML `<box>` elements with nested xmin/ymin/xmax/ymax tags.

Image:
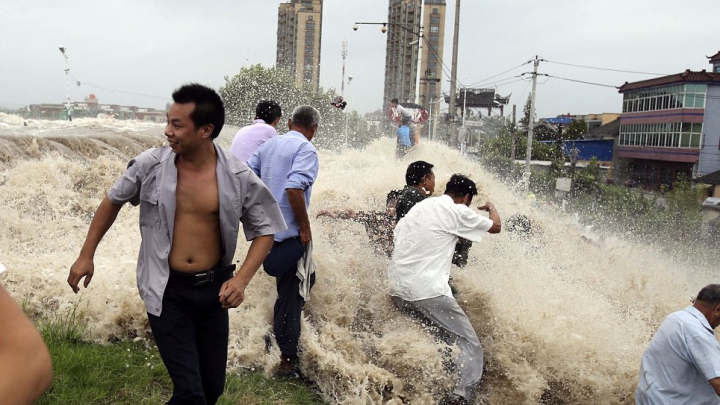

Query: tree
<box><xmin>519</xmin><ymin>93</ymin><xmax>535</xmax><ymax>129</ymax></box>
<box><xmin>219</xmin><ymin>65</ymin><xmax>381</xmax><ymax>150</ymax></box>
<box><xmin>563</xmin><ymin>119</ymin><xmax>588</xmax><ymax>140</ymax></box>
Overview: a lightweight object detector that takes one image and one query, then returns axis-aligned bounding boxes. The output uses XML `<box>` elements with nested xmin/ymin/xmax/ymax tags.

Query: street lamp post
<box><xmin>344</xmin><ymin>75</ymin><xmax>353</xmax><ymax>149</ymax></box>
<box><xmin>58</xmin><ymin>46</ymin><xmax>71</xmax><ymax>121</ymax></box>
<box><xmin>353</xmin><ymin>20</ymin><xmax>423</xmax><ymax>106</ymax></box>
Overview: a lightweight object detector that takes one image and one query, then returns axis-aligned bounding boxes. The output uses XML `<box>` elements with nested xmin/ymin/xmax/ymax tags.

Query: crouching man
<box><xmin>388</xmin><ymin>174</ymin><xmax>501</xmax><ymax>404</ymax></box>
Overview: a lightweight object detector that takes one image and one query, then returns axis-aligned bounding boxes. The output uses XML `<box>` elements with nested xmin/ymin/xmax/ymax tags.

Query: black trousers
<box><xmin>263</xmin><ymin>237</ymin><xmax>316</xmax><ymax>357</ymax></box>
<box><xmin>147</xmin><ymin>264</ymin><xmax>233</xmax><ymax>405</ymax></box>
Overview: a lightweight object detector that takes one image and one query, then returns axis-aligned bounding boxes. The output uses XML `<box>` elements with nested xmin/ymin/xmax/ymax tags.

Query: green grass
<box><xmin>35</xmin><ymin>309</ymin><xmax>325</xmax><ymax>405</ymax></box>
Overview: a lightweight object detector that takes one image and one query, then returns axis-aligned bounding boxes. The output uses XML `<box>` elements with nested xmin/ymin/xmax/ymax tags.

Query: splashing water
<box><xmin>0</xmin><ymin>113</ymin><xmax>715</xmax><ymax>404</ymax></box>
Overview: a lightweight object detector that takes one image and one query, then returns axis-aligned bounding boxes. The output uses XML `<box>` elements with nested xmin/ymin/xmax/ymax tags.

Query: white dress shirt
<box><xmin>388</xmin><ymin>195</ymin><xmax>493</xmax><ymax>301</ymax></box>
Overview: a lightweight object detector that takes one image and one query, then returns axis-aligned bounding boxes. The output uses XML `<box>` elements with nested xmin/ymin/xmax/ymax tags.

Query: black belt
<box><xmin>169</xmin><ymin>263</ymin><xmax>236</xmax><ymax>286</ymax></box>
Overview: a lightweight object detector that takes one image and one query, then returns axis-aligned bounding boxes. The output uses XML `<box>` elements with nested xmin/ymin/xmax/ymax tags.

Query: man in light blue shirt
<box><xmin>636</xmin><ymin>284</ymin><xmax>720</xmax><ymax>405</ymax></box>
<box><xmin>248</xmin><ymin>105</ymin><xmax>320</xmax><ymax>377</ymax></box>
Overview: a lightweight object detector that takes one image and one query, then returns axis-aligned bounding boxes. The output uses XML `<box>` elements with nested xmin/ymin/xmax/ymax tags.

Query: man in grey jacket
<box><xmin>67</xmin><ymin>83</ymin><xmax>286</xmax><ymax>405</ymax></box>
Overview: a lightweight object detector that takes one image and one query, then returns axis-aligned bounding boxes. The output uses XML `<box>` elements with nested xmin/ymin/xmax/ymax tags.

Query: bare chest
<box><xmin>175</xmin><ymin>166</ymin><xmax>219</xmax><ymax>215</ymax></box>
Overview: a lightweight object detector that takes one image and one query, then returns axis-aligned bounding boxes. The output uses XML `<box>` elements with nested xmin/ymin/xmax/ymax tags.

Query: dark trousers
<box><xmin>147</xmin><ymin>265</ymin><xmax>233</xmax><ymax>405</ymax></box>
<box><xmin>263</xmin><ymin>238</ymin><xmax>315</xmax><ymax>357</ymax></box>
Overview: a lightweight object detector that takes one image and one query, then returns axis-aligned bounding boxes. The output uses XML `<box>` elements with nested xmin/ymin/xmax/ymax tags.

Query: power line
<box><xmin>466</xmin><ymin>61</ymin><xmax>531</xmax><ymax>88</ymax></box>
<box><xmin>68</xmin><ymin>72</ymin><xmax>168</xmax><ymax>101</ymax></box>
<box><xmin>544</xmin><ymin>60</ymin><xmax>671</xmax><ymax>76</ymax></box>
<box><xmin>545</xmin><ymin>74</ymin><xmax>619</xmax><ymax>89</ymax></box>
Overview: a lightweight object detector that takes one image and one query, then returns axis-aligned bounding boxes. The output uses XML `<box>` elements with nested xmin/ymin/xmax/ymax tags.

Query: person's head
<box><xmin>169</xmin><ymin>83</ymin><xmax>224</xmax><ymax>139</ymax></box>
<box><xmin>401</xmin><ymin>116</ymin><xmax>412</xmax><ymax>126</ymax></box>
<box><xmin>444</xmin><ymin>174</ymin><xmax>478</xmax><ymax>206</ymax></box>
<box><xmin>386</xmin><ymin>189</ymin><xmax>402</xmax><ymax>216</ymax></box>
<box><xmin>694</xmin><ymin>284</ymin><xmax>720</xmax><ymax>329</ymax></box>
<box><xmin>288</xmin><ymin>105</ymin><xmax>320</xmax><ymax>141</ymax></box>
<box><xmin>255</xmin><ymin>100</ymin><xmax>282</xmax><ymax>127</ymax></box>
<box><xmin>405</xmin><ymin>160</ymin><xmax>435</xmax><ymax>194</ymax></box>
<box><xmin>391</xmin><ymin>98</ymin><xmax>399</xmax><ymax>107</ymax></box>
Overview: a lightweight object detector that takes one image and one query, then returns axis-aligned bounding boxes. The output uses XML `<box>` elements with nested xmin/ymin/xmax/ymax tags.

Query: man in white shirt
<box><xmin>389</xmin><ymin>174</ymin><xmax>501</xmax><ymax>405</ymax></box>
<box><xmin>636</xmin><ymin>284</ymin><xmax>720</xmax><ymax>405</ymax></box>
<box><xmin>230</xmin><ymin>100</ymin><xmax>282</xmax><ymax>163</ymax></box>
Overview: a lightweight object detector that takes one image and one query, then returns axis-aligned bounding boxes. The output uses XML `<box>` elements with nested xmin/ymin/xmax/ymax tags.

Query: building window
<box><xmin>433</xmin><ymin>8</ymin><xmax>439</xmax><ymax>14</ymax></box>
<box><xmin>429</xmin><ymin>34</ymin><xmax>439</xmax><ymax>43</ymax></box>
<box><xmin>430</xmin><ymin>17</ymin><xmax>440</xmax><ymax>24</ymax></box>
<box><xmin>430</xmin><ymin>25</ymin><xmax>439</xmax><ymax>33</ymax></box>
<box><xmin>619</xmin><ymin>122</ymin><xmax>701</xmax><ymax>149</ymax></box>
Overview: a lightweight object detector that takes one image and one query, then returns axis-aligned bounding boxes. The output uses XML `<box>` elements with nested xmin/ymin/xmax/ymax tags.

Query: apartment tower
<box><xmin>383</xmin><ymin>0</ymin><xmax>446</xmax><ymax>111</ymax></box>
<box><xmin>276</xmin><ymin>0</ymin><xmax>323</xmax><ymax>91</ymax></box>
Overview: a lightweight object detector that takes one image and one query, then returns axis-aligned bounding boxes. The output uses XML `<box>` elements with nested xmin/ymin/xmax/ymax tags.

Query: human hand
<box><xmin>219</xmin><ymin>277</ymin><xmax>247</xmax><ymax>309</ymax></box>
<box><xmin>477</xmin><ymin>201</ymin><xmax>496</xmax><ymax>212</ymax></box>
<box><xmin>67</xmin><ymin>256</ymin><xmax>94</xmax><ymax>294</ymax></box>
<box><xmin>299</xmin><ymin>226</ymin><xmax>312</xmax><ymax>246</ymax></box>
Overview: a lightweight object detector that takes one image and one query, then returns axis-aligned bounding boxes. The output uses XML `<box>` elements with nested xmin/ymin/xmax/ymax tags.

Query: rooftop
<box><xmin>708</xmin><ymin>51</ymin><xmax>720</xmax><ymax>63</ymax></box>
<box><xmin>618</xmin><ymin>70</ymin><xmax>720</xmax><ymax>92</ymax></box>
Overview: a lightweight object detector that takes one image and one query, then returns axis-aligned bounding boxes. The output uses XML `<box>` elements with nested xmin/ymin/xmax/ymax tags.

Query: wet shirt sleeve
<box><xmin>687</xmin><ymin>333</ymin><xmax>720</xmax><ymax>381</ymax></box>
<box><xmin>240</xmin><ymin>169</ymin><xmax>288</xmax><ymax>240</ymax></box>
<box><xmin>107</xmin><ymin>158</ymin><xmax>143</xmax><ymax>206</ymax></box>
<box><xmin>455</xmin><ymin>205</ymin><xmax>494</xmax><ymax>242</ymax></box>
<box><xmin>285</xmin><ymin>144</ymin><xmax>318</xmax><ymax>190</ymax></box>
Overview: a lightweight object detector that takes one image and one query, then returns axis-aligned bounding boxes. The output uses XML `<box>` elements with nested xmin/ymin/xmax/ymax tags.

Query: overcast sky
<box><xmin>1</xmin><ymin>0</ymin><xmax>719</xmax><ymax>119</ymax></box>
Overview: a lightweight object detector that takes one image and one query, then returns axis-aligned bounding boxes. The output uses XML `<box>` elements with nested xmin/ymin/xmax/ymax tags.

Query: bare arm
<box><xmin>287</xmin><ymin>188</ymin><xmax>312</xmax><ymax>245</ymax></box>
<box><xmin>710</xmin><ymin>377</ymin><xmax>720</xmax><ymax>396</ymax></box>
<box><xmin>67</xmin><ymin>196</ymin><xmax>122</xmax><ymax>293</ymax></box>
<box><xmin>0</xmin><ymin>284</ymin><xmax>52</xmax><ymax>404</ymax></box>
<box><xmin>316</xmin><ymin>209</ymin><xmax>356</xmax><ymax>220</ymax></box>
<box><xmin>477</xmin><ymin>201</ymin><xmax>502</xmax><ymax>234</ymax></box>
<box><xmin>219</xmin><ymin>234</ymin><xmax>274</xmax><ymax>309</ymax></box>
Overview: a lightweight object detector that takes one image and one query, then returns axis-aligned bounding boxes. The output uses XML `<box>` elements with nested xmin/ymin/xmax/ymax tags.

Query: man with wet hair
<box><xmin>389</xmin><ymin>174</ymin><xmax>501</xmax><ymax>404</ymax></box>
<box><xmin>248</xmin><ymin>105</ymin><xmax>320</xmax><ymax>377</ymax></box>
<box><xmin>230</xmin><ymin>100</ymin><xmax>282</xmax><ymax>163</ymax></box>
<box><xmin>636</xmin><ymin>284</ymin><xmax>720</xmax><ymax>404</ymax></box>
<box><xmin>68</xmin><ymin>83</ymin><xmax>286</xmax><ymax>405</ymax></box>
<box><xmin>395</xmin><ymin>160</ymin><xmax>435</xmax><ymax>221</ymax></box>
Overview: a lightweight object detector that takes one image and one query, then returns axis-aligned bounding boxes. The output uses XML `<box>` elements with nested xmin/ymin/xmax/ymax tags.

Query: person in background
<box><xmin>0</xmin><ymin>278</ymin><xmax>52</xmax><ymax>405</ymax></box>
<box><xmin>396</xmin><ymin>117</ymin><xmax>412</xmax><ymax>158</ymax></box>
<box><xmin>316</xmin><ymin>190</ymin><xmax>402</xmax><ymax>258</ymax></box>
<box><xmin>395</xmin><ymin>160</ymin><xmax>435</xmax><ymax>221</ymax></box>
<box><xmin>388</xmin><ymin>174</ymin><xmax>501</xmax><ymax>405</ymax></box>
<box><xmin>67</xmin><ymin>83</ymin><xmax>286</xmax><ymax>405</ymax></box>
<box><xmin>248</xmin><ymin>105</ymin><xmax>320</xmax><ymax>377</ymax></box>
<box><xmin>230</xmin><ymin>100</ymin><xmax>282</xmax><ymax>163</ymax></box>
<box><xmin>391</xmin><ymin>98</ymin><xmax>419</xmax><ymax>145</ymax></box>
<box><xmin>636</xmin><ymin>284</ymin><xmax>720</xmax><ymax>405</ymax></box>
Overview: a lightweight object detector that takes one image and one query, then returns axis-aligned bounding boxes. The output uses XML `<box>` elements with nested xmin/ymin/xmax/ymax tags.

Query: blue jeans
<box><xmin>147</xmin><ymin>264</ymin><xmax>233</xmax><ymax>405</ymax></box>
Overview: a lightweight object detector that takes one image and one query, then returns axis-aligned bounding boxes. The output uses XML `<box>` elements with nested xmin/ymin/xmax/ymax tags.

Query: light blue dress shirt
<box><xmin>636</xmin><ymin>305</ymin><xmax>720</xmax><ymax>405</ymax></box>
<box><xmin>247</xmin><ymin>130</ymin><xmax>319</xmax><ymax>242</ymax></box>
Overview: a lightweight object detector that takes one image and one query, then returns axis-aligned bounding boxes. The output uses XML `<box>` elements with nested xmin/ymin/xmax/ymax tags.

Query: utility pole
<box><xmin>414</xmin><ymin>0</ymin><xmax>424</xmax><ymax>104</ymax></box>
<box><xmin>341</xmin><ymin>41</ymin><xmax>347</xmax><ymax>97</ymax></box>
<box><xmin>523</xmin><ymin>55</ymin><xmax>540</xmax><ymax>191</ymax></box>
<box><xmin>510</xmin><ymin>104</ymin><xmax>517</xmax><ymax>162</ymax></box>
<box><xmin>448</xmin><ymin>0</ymin><xmax>460</xmax><ymax>124</ymax></box>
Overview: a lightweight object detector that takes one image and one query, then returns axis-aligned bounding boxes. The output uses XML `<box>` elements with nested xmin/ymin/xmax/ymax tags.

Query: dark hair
<box><xmin>172</xmin><ymin>83</ymin><xmax>225</xmax><ymax>139</ymax></box>
<box><xmin>696</xmin><ymin>285</ymin><xmax>720</xmax><ymax>305</ymax></box>
<box><xmin>405</xmin><ymin>161</ymin><xmax>434</xmax><ymax>186</ymax></box>
<box><xmin>444</xmin><ymin>174</ymin><xmax>478</xmax><ymax>202</ymax></box>
<box><xmin>391</xmin><ymin>98</ymin><xmax>399</xmax><ymax>104</ymax></box>
<box><xmin>255</xmin><ymin>100</ymin><xmax>282</xmax><ymax>125</ymax></box>
<box><xmin>291</xmin><ymin>105</ymin><xmax>320</xmax><ymax>130</ymax></box>
<box><xmin>401</xmin><ymin>116</ymin><xmax>412</xmax><ymax>125</ymax></box>
<box><xmin>386</xmin><ymin>189</ymin><xmax>402</xmax><ymax>206</ymax></box>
